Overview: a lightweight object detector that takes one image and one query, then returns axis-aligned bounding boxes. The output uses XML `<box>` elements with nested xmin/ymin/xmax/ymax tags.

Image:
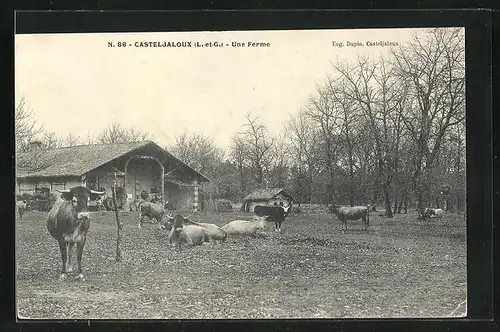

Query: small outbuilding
<box><xmin>241</xmin><ymin>188</ymin><xmax>294</xmax><ymax>212</ymax></box>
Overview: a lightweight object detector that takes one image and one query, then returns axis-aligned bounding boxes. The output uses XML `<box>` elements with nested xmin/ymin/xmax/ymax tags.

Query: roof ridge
<box><xmin>42</xmin><ymin>140</ymin><xmax>151</xmax><ymax>151</ymax></box>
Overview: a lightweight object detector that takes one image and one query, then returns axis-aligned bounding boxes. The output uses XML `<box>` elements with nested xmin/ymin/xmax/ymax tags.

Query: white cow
<box><xmin>425</xmin><ymin>208</ymin><xmax>445</xmax><ymax>219</ymax></box>
<box><xmin>221</xmin><ymin>216</ymin><xmax>269</xmax><ymax>237</ymax></box>
<box><xmin>183</xmin><ymin>219</ymin><xmax>227</xmax><ymax>243</ymax></box>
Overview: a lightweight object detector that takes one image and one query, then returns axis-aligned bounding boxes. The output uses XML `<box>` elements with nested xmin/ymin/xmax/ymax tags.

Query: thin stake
<box><xmin>112</xmin><ymin>179</ymin><xmax>123</xmax><ymax>262</ymax></box>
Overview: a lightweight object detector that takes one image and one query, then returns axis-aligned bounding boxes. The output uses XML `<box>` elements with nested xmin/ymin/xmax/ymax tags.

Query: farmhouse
<box><xmin>16</xmin><ymin>141</ymin><xmax>210</xmax><ymax>211</ymax></box>
<box><xmin>241</xmin><ymin>188</ymin><xmax>294</xmax><ymax>212</ymax></box>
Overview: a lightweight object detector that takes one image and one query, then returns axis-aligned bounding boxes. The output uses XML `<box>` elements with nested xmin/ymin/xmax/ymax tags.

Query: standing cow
<box><xmin>16</xmin><ymin>200</ymin><xmax>28</xmax><ymax>221</ymax></box>
<box><xmin>46</xmin><ymin>186</ymin><xmax>105</xmax><ymax>280</ymax></box>
<box><xmin>137</xmin><ymin>200</ymin><xmax>168</xmax><ymax>229</ymax></box>
<box><xmin>253</xmin><ymin>204</ymin><xmax>292</xmax><ymax>232</ymax></box>
<box><xmin>332</xmin><ymin>206</ymin><xmax>370</xmax><ymax>230</ymax></box>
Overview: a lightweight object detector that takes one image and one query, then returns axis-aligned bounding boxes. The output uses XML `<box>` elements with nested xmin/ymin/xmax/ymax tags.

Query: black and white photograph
<box><xmin>15</xmin><ymin>27</ymin><xmax>467</xmax><ymax>319</ymax></box>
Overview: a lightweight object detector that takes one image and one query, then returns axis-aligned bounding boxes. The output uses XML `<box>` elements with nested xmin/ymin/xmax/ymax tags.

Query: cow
<box><xmin>137</xmin><ymin>200</ymin><xmax>166</xmax><ymax>229</ymax></box>
<box><xmin>253</xmin><ymin>204</ymin><xmax>292</xmax><ymax>232</ymax></box>
<box><xmin>162</xmin><ymin>214</ymin><xmax>209</xmax><ymax>248</ymax></box>
<box><xmin>332</xmin><ymin>205</ymin><xmax>370</xmax><ymax>230</ymax></box>
<box><xmin>16</xmin><ymin>200</ymin><xmax>28</xmax><ymax>221</ymax></box>
<box><xmin>221</xmin><ymin>216</ymin><xmax>269</xmax><ymax>237</ymax></box>
<box><xmin>46</xmin><ymin>186</ymin><xmax>105</xmax><ymax>280</ymax></box>
<box><xmin>183</xmin><ymin>219</ymin><xmax>227</xmax><ymax>243</ymax></box>
<box><xmin>424</xmin><ymin>208</ymin><xmax>444</xmax><ymax>219</ymax></box>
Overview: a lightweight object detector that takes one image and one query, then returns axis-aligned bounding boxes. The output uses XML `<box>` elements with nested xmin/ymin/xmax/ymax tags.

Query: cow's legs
<box><xmin>75</xmin><ymin>237</ymin><xmax>87</xmax><ymax>280</ymax></box>
<box><xmin>275</xmin><ymin>221</ymin><xmax>278</xmax><ymax>232</ymax></box>
<box><xmin>58</xmin><ymin>240</ymin><xmax>68</xmax><ymax>280</ymax></box>
<box><xmin>137</xmin><ymin>215</ymin><xmax>145</xmax><ymax>229</ymax></box>
<box><xmin>66</xmin><ymin>242</ymin><xmax>75</xmax><ymax>272</ymax></box>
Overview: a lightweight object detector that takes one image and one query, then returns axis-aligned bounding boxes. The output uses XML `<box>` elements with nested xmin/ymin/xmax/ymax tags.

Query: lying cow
<box><xmin>221</xmin><ymin>216</ymin><xmax>269</xmax><ymax>237</ymax></box>
<box><xmin>424</xmin><ymin>208</ymin><xmax>444</xmax><ymax>219</ymax></box>
<box><xmin>183</xmin><ymin>219</ymin><xmax>227</xmax><ymax>243</ymax></box>
<box><xmin>253</xmin><ymin>204</ymin><xmax>292</xmax><ymax>232</ymax></box>
<box><xmin>163</xmin><ymin>214</ymin><xmax>208</xmax><ymax>248</ymax></box>
<box><xmin>16</xmin><ymin>200</ymin><xmax>28</xmax><ymax>221</ymax></box>
<box><xmin>46</xmin><ymin>186</ymin><xmax>105</xmax><ymax>280</ymax></box>
<box><xmin>332</xmin><ymin>205</ymin><xmax>370</xmax><ymax>230</ymax></box>
<box><xmin>137</xmin><ymin>200</ymin><xmax>167</xmax><ymax>229</ymax></box>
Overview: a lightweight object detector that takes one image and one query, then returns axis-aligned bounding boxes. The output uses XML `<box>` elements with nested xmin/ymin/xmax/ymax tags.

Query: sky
<box><xmin>15</xmin><ymin>28</ymin><xmax>423</xmax><ymax>150</ymax></box>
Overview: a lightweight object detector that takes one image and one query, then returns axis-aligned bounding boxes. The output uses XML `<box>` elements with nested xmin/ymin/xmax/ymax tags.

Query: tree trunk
<box><xmin>397</xmin><ymin>200</ymin><xmax>403</xmax><ymax>214</ymax></box>
<box><xmin>383</xmin><ymin>182</ymin><xmax>393</xmax><ymax>218</ymax></box>
<box><xmin>348</xmin><ymin>152</ymin><xmax>355</xmax><ymax>207</ymax></box>
<box><xmin>307</xmin><ymin>167</ymin><xmax>313</xmax><ymax>204</ymax></box>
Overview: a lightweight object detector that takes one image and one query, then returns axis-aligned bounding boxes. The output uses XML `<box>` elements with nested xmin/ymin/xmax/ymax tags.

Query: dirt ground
<box><xmin>15</xmin><ymin>208</ymin><xmax>467</xmax><ymax>319</ymax></box>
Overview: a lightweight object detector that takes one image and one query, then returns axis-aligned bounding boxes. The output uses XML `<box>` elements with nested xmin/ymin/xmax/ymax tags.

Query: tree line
<box><xmin>16</xmin><ymin>28</ymin><xmax>465</xmax><ymax>215</ymax></box>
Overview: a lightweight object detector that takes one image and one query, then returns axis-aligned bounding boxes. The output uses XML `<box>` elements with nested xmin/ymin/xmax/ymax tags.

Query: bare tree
<box><xmin>169</xmin><ymin>132</ymin><xmax>227</xmax><ymax>208</ymax></box>
<box><xmin>304</xmin><ymin>83</ymin><xmax>342</xmax><ymax>207</ymax></box>
<box><xmin>326</xmin><ymin>75</ymin><xmax>362</xmax><ymax>206</ymax></box>
<box><xmin>233</xmin><ymin>113</ymin><xmax>274</xmax><ymax>186</ymax></box>
<box><xmin>96</xmin><ymin>122</ymin><xmax>153</xmax><ymax>144</ymax></box>
<box><xmin>15</xmin><ymin>97</ymin><xmax>44</xmax><ymax>153</ymax></box>
<box><xmin>267</xmin><ymin>131</ymin><xmax>290</xmax><ymax>188</ymax></box>
<box><xmin>40</xmin><ymin>131</ymin><xmax>62</xmax><ymax>149</ymax></box>
<box><xmin>169</xmin><ymin>131</ymin><xmax>225</xmax><ymax>177</ymax></box>
<box><xmin>61</xmin><ymin>133</ymin><xmax>82</xmax><ymax>147</ymax></box>
<box><xmin>287</xmin><ymin>110</ymin><xmax>318</xmax><ymax>204</ymax></box>
<box><xmin>335</xmin><ymin>56</ymin><xmax>408</xmax><ymax>217</ymax></box>
<box><xmin>392</xmin><ymin>28</ymin><xmax>465</xmax><ymax>211</ymax></box>
<box><xmin>229</xmin><ymin>134</ymin><xmax>250</xmax><ymax>195</ymax></box>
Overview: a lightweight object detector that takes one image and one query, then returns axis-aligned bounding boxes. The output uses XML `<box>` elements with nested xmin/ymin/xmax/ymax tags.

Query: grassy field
<box><xmin>16</xmin><ymin>208</ymin><xmax>467</xmax><ymax>319</ymax></box>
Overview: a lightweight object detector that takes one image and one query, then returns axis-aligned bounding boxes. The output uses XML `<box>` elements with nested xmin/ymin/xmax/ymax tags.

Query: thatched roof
<box><xmin>242</xmin><ymin>188</ymin><xmax>294</xmax><ymax>201</ymax></box>
<box><xmin>16</xmin><ymin>140</ymin><xmax>210</xmax><ymax>182</ymax></box>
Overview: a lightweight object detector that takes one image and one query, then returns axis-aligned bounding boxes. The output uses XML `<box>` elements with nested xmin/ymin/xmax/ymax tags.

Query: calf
<box><xmin>163</xmin><ymin>214</ymin><xmax>208</xmax><ymax>248</ymax></box>
<box><xmin>46</xmin><ymin>186</ymin><xmax>105</xmax><ymax>280</ymax></box>
<box><xmin>332</xmin><ymin>206</ymin><xmax>370</xmax><ymax>230</ymax></box>
<box><xmin>183</xmin><ymin>219</ymin><xmax>227</xmax><ymax>243</ymax></box>
<box><xmin>253</xmin><ymin>204</ymin><xmax>292</xmax><ymax>232</ymax></box>
<box><xmin>16</xmin><ymin>200</ymin><xmax>28</xmax><ymax>221</ymax></box>
<box><xmin>137</xmin><ymin>200</ymin><xmax>166</xmax><ymax>229</ymax></box>
<box><xmin>221</xmin><ymin>216</ymin><xmax>269</xmax><ymax>237</ymax></box>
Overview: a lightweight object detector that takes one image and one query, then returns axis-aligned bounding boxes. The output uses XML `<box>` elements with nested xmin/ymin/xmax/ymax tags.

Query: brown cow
<box><xmin>16</xmin><ymin>200</ymin><xmax>28</xmax><ymax>221</ymax></box>
<box><xmin>46</xmin><ymin>186</ymin><xmax>105</xmax><ymax>280</ymax></box>
<box><xmin>332</xmin><ymin>206</ymin><xmax>370</xmax><ymax>230</ymax></box>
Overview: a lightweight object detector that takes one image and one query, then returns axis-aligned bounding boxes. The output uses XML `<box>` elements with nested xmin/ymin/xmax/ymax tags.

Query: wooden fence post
<box><xmin>112</xmin><ymin>181</ymin><xmax>123</xmax><ymax>262</ymax></box>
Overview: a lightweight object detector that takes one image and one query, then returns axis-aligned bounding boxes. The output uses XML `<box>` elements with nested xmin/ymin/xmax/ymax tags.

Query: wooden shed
<box><xmin>241</xmin><ymin>188</ymin><xmax>294</xmax><ymax>212</ymax></box>
<box><xmin>16</xmin><ymin>141</ymin><xmax>210</xmax><ymax>211</ymax></box>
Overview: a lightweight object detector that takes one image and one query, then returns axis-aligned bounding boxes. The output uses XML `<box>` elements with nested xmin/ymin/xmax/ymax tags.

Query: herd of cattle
<box><xmin>16</xmin><ymin>185</ymin><xmax>448</xmax><ymax>281</ymax></box>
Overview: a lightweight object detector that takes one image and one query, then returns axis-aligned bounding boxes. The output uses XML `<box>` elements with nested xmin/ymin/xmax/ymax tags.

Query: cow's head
<box><xmin>56</xmin><ymin>186</ymin><xmax>105</xmax><ymax>220</ymax></box>
<box><xmin>164</xmin><ymin>213</ymin><xmax>190</xmax><ymax>231</ymax></box>
<box><xmin>283</xmin><ymin>204</ymin><xmax>293</xmax><ymax>216</ymax></box>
